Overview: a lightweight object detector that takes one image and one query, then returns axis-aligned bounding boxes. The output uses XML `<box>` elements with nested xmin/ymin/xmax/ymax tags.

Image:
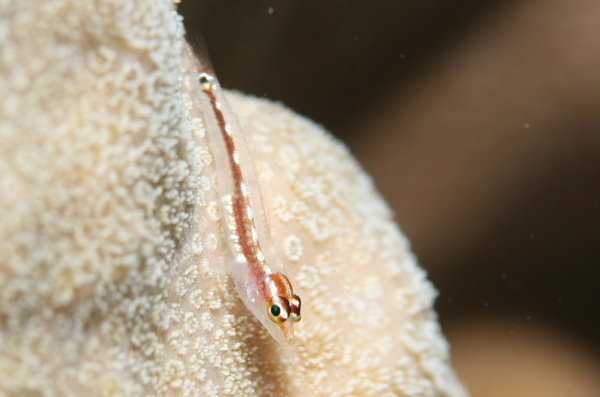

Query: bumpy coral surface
<box><xmin>0</xmin><ymin>0</ymin><xmax>466</xmax><ymax>396</ymax></box>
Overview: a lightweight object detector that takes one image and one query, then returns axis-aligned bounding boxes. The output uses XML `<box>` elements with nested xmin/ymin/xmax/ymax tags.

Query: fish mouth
<box><xmin>280</xmin><ymin>324</ymin><xmax>296</xmax><ymax>339</ymax></box>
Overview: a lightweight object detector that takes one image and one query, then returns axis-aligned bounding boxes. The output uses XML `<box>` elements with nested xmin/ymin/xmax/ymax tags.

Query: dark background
<box><xmin>179</xmin><ymin>1</ymin><xmax>600</xmax><ymax>395</ymax></box>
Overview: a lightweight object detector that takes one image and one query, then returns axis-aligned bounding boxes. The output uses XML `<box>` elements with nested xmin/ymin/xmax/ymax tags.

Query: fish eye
<box><xmin>267</xmin><ymin>296</ymin><xmax>290</xmax><ymax>324</ymax></box>
<box><xmin>270</xmin><ymin>304</ymin><xmax>281</xmax><ymax>317</ymax></box>
<box><xmin>289</xmin><ymin>294</ymin><xmax>302</xmax><ymax>322</ymax></box>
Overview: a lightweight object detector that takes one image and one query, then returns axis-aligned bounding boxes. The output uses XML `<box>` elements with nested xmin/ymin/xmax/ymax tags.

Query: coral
<box><xmin>0</xmin><ymin>0</ymin><xmax>466</xmax><ymax>396</ymax></box>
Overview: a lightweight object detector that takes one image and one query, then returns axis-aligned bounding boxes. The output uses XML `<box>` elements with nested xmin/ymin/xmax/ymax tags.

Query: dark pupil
<box><xmin>200</xmin><ymin>76</ymin><xmax>208</xmax><ymax>84</ymax></box>
<box><xmin>270</xmin><ymin>304</ymin><xmax>281</xmax><ymax>317</ymax></box>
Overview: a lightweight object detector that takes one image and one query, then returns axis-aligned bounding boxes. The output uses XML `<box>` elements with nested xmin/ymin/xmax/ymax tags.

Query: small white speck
<box><xmin>524</xmin><ymin>123</ymin><xmax>531</xmax><ymax>128</ymax></box>
<box><xmin>268</xmin><ymin>6</ymin><xmax>274</xmax><ymax>14</ymax></box>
